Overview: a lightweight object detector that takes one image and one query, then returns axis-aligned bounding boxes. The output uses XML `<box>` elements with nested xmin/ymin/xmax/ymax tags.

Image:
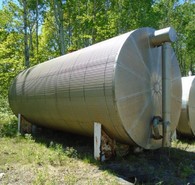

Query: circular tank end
<box><xmin>115</xmin><ymin>28</ymin><xmax>181</xmax><ymax>149</ymax></box>
<box><xmin>177</xmin><ymin>76</ymin><xmax>195</xmax><ymax>136</ymax></box>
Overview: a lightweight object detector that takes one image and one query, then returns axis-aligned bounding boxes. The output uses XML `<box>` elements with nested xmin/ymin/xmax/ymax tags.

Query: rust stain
<box><xmin>101</xmin><ymin>130</ymin><xmax>116</xmax><ymax>161</ymax></box>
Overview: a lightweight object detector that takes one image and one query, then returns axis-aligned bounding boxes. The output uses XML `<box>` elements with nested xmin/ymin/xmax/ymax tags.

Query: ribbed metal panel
<box><xmin>177</xmin><ymin>76</ymin><xmax>195</xmax><ymax>136</ymax></box>
<box><xmin>9</xmin><ymin>28</ymin><xmax>182</xmax><ymax>149</ymax></box>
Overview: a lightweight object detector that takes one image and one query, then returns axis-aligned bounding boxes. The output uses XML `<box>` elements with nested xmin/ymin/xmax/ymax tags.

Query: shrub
<box><xmin>0</xmin><ymin>118</ymin><xmax>18</xmax><ymax>137</ymax></box>
<box><xmin>0</xmin><ymin>95</ymin><xmax>18</xmax><ymax>137</ymax></box>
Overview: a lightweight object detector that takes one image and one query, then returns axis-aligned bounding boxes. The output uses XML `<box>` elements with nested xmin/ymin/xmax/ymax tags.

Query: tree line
<box><xmin>0</xmin><ymin>0</ymin><xmax>194</xmax><ymax>97</ymax></box>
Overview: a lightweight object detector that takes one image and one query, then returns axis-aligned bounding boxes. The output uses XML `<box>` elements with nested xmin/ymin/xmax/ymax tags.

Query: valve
<box><xmin>152</xmin><ymin>116</ymin><xmax>163</xmax><ymax>140</ymax></box>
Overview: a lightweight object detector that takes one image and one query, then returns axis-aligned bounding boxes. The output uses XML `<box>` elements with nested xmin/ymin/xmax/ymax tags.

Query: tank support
<box><xmin>18</xmin><ymin>113</ymin><xmax>21</xmax><ymax>133</ymax></box>
<box><xmin>94</xmin><ymin>122</ymin><xmax>101</xmax><ymax>160</ymax></box>
<box><xmin>94</xmin><ymin>122</ymin><xmax>116</xmax><ymax>161</ymax></box>
<box><xmin>18</xmin><ymin>113</ymin><xmax>33</xmax><ymax>134</ymax></box>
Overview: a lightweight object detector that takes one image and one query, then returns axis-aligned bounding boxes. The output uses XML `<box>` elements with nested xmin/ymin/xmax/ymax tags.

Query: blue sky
<box><xmin>0</xmin><ymin>0</ymin><xmax>2</xmax><ymax>10</ymax></box>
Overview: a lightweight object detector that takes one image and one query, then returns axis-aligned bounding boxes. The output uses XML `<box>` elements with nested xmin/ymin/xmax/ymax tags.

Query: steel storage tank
<box><xmin>177</xmin><ymin>76</ymin><xmax>195</xmax><ymax>136</ymax></box>
<box><xmin>8</xmin><ymin>27</ymin><xmax>182</xmax><ymax>149</ymax></box>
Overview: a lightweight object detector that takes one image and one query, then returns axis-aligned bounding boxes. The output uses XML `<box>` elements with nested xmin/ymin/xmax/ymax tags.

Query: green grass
<box><xmin>0</xmin><ymin>131</ymin><xmax>194</xmax><ymax>185</ymax></box>
<box><xmin>0</xmin><ymin>136</ymin><xmax>119</xmax><ymax>185</ymax></box>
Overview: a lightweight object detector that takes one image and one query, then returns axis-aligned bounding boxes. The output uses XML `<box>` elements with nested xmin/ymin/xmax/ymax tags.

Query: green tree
<box><xmin>0</xmin><ymin>31</ymin><xmax>24</xmax><ymax>97</ymax></box>
<box><xmin>152</xmin><ymin>0</ymin><xmax>195</xmax><ymax>76</ymax></box>
<box><xmin>0</xmin><ymin>4</ymin><xmax>24</xmax><ymax>97</ymax></box>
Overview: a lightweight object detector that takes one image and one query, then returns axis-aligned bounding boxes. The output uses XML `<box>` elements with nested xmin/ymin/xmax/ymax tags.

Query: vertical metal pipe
<box><xmin>162</xmin><ymin>43</ymin><xmax>172</xmax><ymax>147</ymax></box>
<box><xmin>150</xmin><ymin>27</ymin><xmax>177</xmax><ymax>147</ymax></box>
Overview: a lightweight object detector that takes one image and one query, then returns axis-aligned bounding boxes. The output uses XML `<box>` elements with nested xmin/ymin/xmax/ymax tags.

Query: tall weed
<box><xmin>0</xmin><ymin>96</ymin><xmax>17</xmax><ymax>137</ymax></box>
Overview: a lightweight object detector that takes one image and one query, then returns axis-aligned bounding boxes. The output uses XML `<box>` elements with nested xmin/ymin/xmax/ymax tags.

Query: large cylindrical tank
<box><xmin>177</xmin><ymin>76</ymin><xmax>195</xmax><ymax>136</ymax></box>
<box><xmin>8</xmin><ymin>28</ymin><xmax>182</xmax><ymax>149</ymax></box>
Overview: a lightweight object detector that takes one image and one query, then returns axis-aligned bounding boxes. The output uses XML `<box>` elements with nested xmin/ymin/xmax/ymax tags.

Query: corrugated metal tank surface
<box><xmin>9</xmin><ymin>28</ymin><xmax>182</xmax><ymax>149</ymax></box>
<box><xmin>177</xmin><ymin>76</ymin><xmax>195</xmax><ymax>136</ymax></box>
